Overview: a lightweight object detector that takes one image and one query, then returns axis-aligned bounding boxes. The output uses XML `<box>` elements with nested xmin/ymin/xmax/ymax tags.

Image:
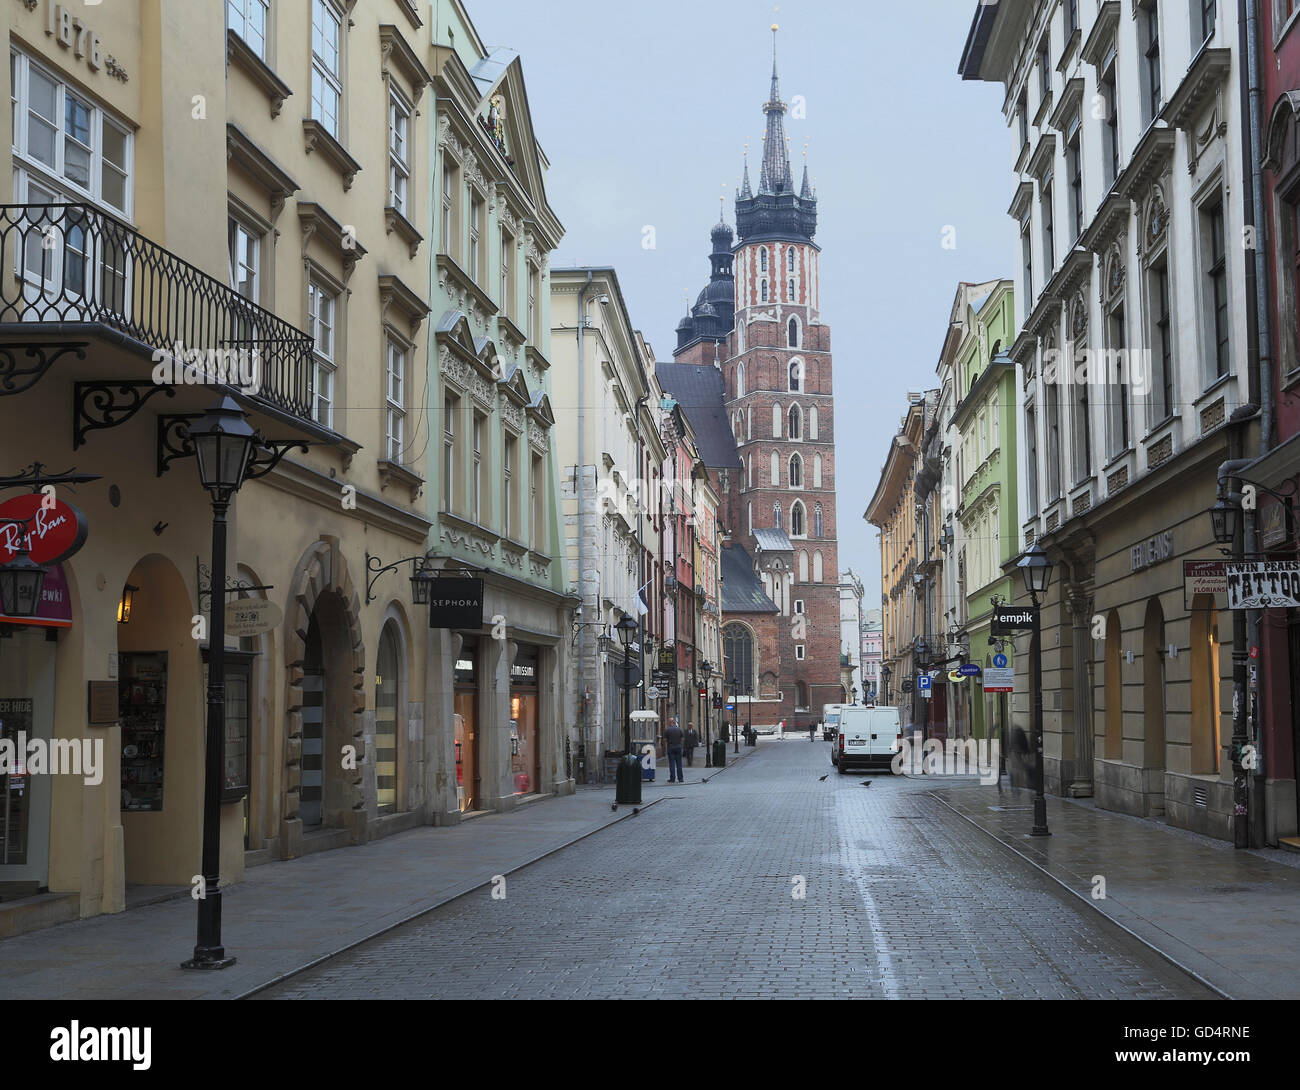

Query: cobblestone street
<box><xmin>256</xmin><ymin>741</ymin><xmax>1214</xmax><ymax>1000</ymax></box>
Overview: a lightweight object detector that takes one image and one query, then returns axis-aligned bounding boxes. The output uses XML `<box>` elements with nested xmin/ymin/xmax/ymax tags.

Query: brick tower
<box><xmin>671</xmin><ymin>29</ymin><xmax>841</xmax><ymax>726</ymax></box>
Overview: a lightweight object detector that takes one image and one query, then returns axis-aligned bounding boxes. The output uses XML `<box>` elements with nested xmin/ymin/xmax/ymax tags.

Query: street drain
<box><xmin>988</xmin><ymin>806</ymin><xmax>1032</xmax><ymax>812</ymax></box>
<box><xmin>1204</xmin><ymin>884</ymin><xmax>1257</xmax><ymax>894</ymax></box>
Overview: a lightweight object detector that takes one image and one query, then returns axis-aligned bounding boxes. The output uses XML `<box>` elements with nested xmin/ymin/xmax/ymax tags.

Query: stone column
<box><xmin>1068</xmin><ymin>590</ymin><xmax>1095</xmax><ymax>797</ymax></box>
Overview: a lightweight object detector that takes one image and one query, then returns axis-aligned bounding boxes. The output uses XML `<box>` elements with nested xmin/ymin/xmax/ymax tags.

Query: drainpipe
<box><xmin>1242</xmin><ymin>0</ymin><xmax>1273</xmax><ymax>847</ymax></box>
<box><xmin>1220</xmin><ymin>444</ymin><xmax>1256</xmax><ymax>849</ymax></box>
<box><xmin>635</xmin><ymin>391</ymin><xmax>649</xmax><ymax>714</ymax></box>
<box><xmin>577</xmin><ymin>271</ymin><xmax>594</xmax><ymax>770</ymax></box>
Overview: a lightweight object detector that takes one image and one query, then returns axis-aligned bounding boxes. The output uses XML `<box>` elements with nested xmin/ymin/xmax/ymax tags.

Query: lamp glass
<box><xmin>190</xmin><ymin>397</ymin><xmax>256</xmax><ymax>496</ymax></box>
<box><xmin>1208</xmin><ymin>499</ymin><xmax>1238</xmax><ymax>546</ymax></box>
<box><xmin>1018</xmin><ymin>543</ymin><xmax>1054</xmax><ymax>596</ymax></box>
<box><xmin>0</xmin><ymin>549</ymin><xmax>46</xmax><ymax>618</ymax></box>
<box><xmin>615</xmin><ymin>613</ymin><xmax>638</xmax><ymax>647</ymax></box>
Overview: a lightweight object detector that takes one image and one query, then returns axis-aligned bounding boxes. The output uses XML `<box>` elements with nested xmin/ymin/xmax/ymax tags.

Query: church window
<box><xmin>789</xmin><ymin>454</ymin><xmax>803</xmax><ymax>488</ymax></box>
<box><xmin>761</xmin><ymin>279</ymin><xmax>768</xmax><ymax>302</ymax></box>
<box><xmin>791</xmin><ymin>501</ymin><xmax>805</xmax><ymax>535</ymax></box>
<box><xmin>736</xmin><ymin>360</ymin><xmax>746</xmax><ymax>397</ymax></box>
<box><xmin>788</xmin><ymin>248</ymin><xmax>796</xmax><ymax>272</ymax></box>
<box><xmin>789</xmin><ymin>360</ymin><xmax>801</xmax><ymax>391</ymax></box>
<box><xmin>760</xmin><ymin>248</ymin><xmax>768</xmax><ymax>272</ymax></box>
<box><xmin>788</xmin><ymin>404</ymin><xmax>802</xmax><ymax>439</ymax></box>
<box><xmin>814</xmin><ymin>503</ymin><xmax>823</xmax><ymax>537</ymax></box>
<box><xmin>774</xmin><ymin>502</ymin><xmax>782</xmax><ymax>530</ymax></box>
<box><xmin>788</xmin><ymin>318</ymin><xmax>799</xmax><ymax>348</ymax></box>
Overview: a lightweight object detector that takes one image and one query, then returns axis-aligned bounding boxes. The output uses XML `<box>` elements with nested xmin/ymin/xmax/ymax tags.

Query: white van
<box><xmin>822</xmin><ymin>703</ymin><xmax>844</xmax><ymax>745</ymax></box>
<box><xmin>834</xmin><ymin>705</ymin><xmax>902</xmax><ymax>773</ymax></box>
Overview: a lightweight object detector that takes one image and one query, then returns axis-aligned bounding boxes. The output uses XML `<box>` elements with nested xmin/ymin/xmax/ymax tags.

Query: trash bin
<box><xmin>615</xmin><ymin>753</ymin><xmax>642</xmax><ymax>804</ymax></box>
<box><xmin>712</xmin><ymin>739</ymin><xmax>726</xmax><ymax>767</ymax></box>
<box><xmin>746</xmin><ymin>728</ymin><xmax>756</xmax><ymax>747</ymax></box>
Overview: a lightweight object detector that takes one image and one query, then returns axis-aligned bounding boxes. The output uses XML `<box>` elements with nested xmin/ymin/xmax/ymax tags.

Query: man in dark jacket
<box><xmin>683</xmin><ymin>724</ymin><xmax>699</xmax><ymax>767</ymax></box>
<box><xmin>665</xmin><ymin>719</ymin><xmax>684</xmax><ymax>783</ymax></box>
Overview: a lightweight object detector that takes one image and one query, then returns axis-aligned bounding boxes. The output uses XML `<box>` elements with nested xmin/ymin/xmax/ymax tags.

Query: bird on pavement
<box><xmin>859</xmin><ymin>781</ymin><xmax>873</xmax><ymax>787</ymax></box>
<box><xmin>610</xmin><ymin>803</ymin><xmax>617</xmax><ymax>811</ymax></box>
<box><xmin>818</xmin><ymin>774</ymin><xmax>829</xmax><ymax>782</ymax></box>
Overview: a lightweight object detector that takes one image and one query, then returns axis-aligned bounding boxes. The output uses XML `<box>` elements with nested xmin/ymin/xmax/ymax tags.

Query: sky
<box><xmin>472</xmin><ymin>0</ymin><xmax>1010</xmax><ymax>602</ymax></box>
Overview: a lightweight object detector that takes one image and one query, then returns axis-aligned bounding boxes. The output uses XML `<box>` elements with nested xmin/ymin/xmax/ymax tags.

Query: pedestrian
<box><xmin>665</xmin><ymin>717</ymin><xmax>684</xmax><ymax>783</ymax></box>
<box><xmin>808</xmin><ymin>721</ymin><xmax>816</xmax><ymax>742</ymax></box>
<box><xmin>684</xmin><ymin>723</ymin><xmax>698</xmax><ymax>766</ymax></box>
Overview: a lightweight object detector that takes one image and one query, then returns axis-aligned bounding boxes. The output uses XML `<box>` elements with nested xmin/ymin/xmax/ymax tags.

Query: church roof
<box><xmin>653</xmin><ymin>362</ymin><xmax>742</xmax><ymax>470</ymax></box>
<box><xmin>721</xmin><ymin>544</ymin><xmax>779</xmax><ymax>614</ymax></box>
<box><xmin>753</xmin><ymin>527</ymin><xmax>794</xmax><ymax>553</ymax></box>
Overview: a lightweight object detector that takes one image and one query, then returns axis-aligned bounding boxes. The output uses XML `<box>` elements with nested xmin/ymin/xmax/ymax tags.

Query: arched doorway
<box><xmin>1104</xmin><ymin>609</ymin><xmax>1123</xmax><ymax>760</ymax></box>
<box><xmin>282</xmin><ymin>540</ymin><xmax>366</xmax><ymax>855</ymax></box>
<box><xmin>1190</xmin><ymin>595</ymin><xmax>1221</xmax><ymax>775</ymax></box>
<box><xmin>1142</xmin><ymin>598</ymin><xmax>1166</xmax><ymax>773</ymax></box>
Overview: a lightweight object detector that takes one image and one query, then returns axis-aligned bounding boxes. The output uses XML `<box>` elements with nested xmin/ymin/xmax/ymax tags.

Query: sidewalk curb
<box><xmin>235</xmin><ymin>796</ymin><xmax>667</xmax><ymax>1000</ymax></box>
<box><xmin>928</xmin><ymin>791</ymin><xmax>1234</xmax><ymax>1000</ymax></box>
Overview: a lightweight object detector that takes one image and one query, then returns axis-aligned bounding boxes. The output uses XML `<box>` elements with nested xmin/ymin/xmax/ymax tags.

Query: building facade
<box><xmin>838</xmin><ymin>570</ymin><xmax>864</xmax><ymax>703</ymax></box>
<box><xmin>961</xmin><ymin>0</ymin><xmax>1252</xmax><ymax>836</ymax></box>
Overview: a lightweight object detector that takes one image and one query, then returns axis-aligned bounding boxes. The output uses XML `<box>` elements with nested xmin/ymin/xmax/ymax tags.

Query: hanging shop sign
<box><xmin>991</xmin><ymin>605</ymin><xmax>1038</xmax><ymax>634</ymax></box>
<box><xmin>958</xmin><ymin>663</ymin><xmax>982</xmax><ymax>677</ymax></box>
<box><xmin>225</xmin><ymin>598</ymin><xmax>282</xmax><ymax>638</ymax></box>
<box><xmin>1183</xmin><ymin>559</ymin><xmax>1227</xmax><ymax>610</ymax></box>
<box><xmin>427</xmin><ymin>577</ymin><xmax>484</xmax><ymax>630</ymax></box>
<box><xmin>1262</xmin><ymin>501</ymin><xmax>1290</xmax><ymax>550</ymax></box>
<box><xmin>0</xmin><ymin>561</ymin><xmax>72</xmax><ymax>627</ymax></box>
<box><xmin>1224</xmin><ymin>561</ymin><xmax>1300</xmax><ymax>610</ymax></box>
<box><xmin>0</xmin><ymin>494</ymin><xmax>88</xmax><ymax>565</ymax></box>
<box><xmin>657</xmin><ymin>647</ymin><xmax>675</xmax><ymax>671</ymax></box>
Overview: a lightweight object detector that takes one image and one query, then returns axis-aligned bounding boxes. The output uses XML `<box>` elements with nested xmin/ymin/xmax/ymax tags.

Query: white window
<box><xmin>228</xmin><ymin>218</ymin><xmax>259</xmax><ymax>302</ymax></box>
<box><xmin>388</xmin><ymin>88</ymin><xmax>410</xmax><ymax>216</ymax></box>
<box><xmin>385</xmin><ymin>339</ymin><xmax>405</xmax><ymax>463</ymax></box>
<box><xmin>770</xmin><ymin>450</ymin><xmax>780</xmax><ymax>485</ymax></box>
<box><xmin>227</xmin><ymin>0</ymin><xmax>269</xmax><ymax>61</ymax></box>
<box><xmin>442</xmin><ymin>164</ymin><xmax>456</xmax><ymax>255</ymax></box>
<box><xmin>795</xmin><ymin>645</ymin><xmax>806</xmax><ymax>661</ymax></box>
<box><xmin>747</xmin><ymin>455</ymin><xmax>753</xmax><ymax>488</ymax></box>
<box><xmin>10</xmin><ymin>50</ymin><xmax>132</xmax><ymax>216</ymax></box>
<box><xmin>813</xmin><ymin>453</ymin><xmax>823</xmax><ymax>488</ymax></box>
<box><xmin>311</xmin><ymin>0</ymin><xmax>343</xmax><ymax>139</ymax></box>
<box><xmin>736</xmin><ymin>360</ymin><xmax>746</xmax><ymax>397</ymax></box>
<box><xmin>443</xmin><ymin>394</ymin><xmax>457</xmax><ymax>512</ymax></box>
<box><xmin>472</xmin><ymin>413</ymin><xmax>483</xmax><ymax>522</ymax></box>
<box><xmin>772</xmin><ymin>403</ymin><xmax>782</xmax><ymax>438</ymax></box>
<box><xmin>813</xmin><ymin>551</ymin><xmax>824</xmax><ymax>583</ymax></box>
<box><xmin>307</xmin><ymin>279</ymin><xmax>336</xmax><ymax>426</ymax></box>
<box><xmin>809</xmin><ymin>406</ymin><xmax>818</xmax><ymax>439</ymax></box>
<box><xmin>794</xmin><ymin>598</ymin><xmax>805</xmax><ymax>614</ymax></box>
<box><xmin>500</xmin><ymin>232</ymin><xmax>512</xmax><ymax>315</ymax></box>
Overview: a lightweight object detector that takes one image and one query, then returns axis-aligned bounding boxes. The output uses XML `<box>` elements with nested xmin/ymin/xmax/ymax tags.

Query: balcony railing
<box><xmin>0</xmin><ymin>203</ymin><xmax>312</xmax><ymax>419</ymax></box>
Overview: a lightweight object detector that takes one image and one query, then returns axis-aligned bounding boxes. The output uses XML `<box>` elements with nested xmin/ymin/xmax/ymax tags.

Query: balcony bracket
<box><xmin>75</xmin><ymin>381</ymin><xmax>176</xmax><ymax>449</ymax></box>
<box><xmin>0</xmin><ymin>341</ymin><xmax>87</xmax><ymax>397</ymax></box>
<box><xmin>243</xmin><ymin>438</ymin><xmax>311</xmax><ymax>482</ymax></box>
<box><xmin>156</xmin><ymin>413</ymin><xmax>201</xmax><ymax>478</ymax></box>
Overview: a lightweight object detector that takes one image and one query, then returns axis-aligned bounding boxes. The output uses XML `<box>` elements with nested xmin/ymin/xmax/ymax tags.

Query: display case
<box><xmin>118</xmin><ymin>652</ymin><xmax>167</xmax><ymax>812</ymax></box>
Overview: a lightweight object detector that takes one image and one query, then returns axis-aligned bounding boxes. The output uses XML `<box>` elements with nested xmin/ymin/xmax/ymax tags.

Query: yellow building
<box><xmin>0</xmin><ymin>0</ymin><xmax>566</xmax><ymax>936</ymax></box>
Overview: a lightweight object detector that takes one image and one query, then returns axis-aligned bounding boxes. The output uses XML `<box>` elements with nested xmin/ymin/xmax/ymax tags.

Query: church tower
<box><xmin>726</xmin><ymin>27</ymin><xmax>840</xmax><ymax>721</ymax></box>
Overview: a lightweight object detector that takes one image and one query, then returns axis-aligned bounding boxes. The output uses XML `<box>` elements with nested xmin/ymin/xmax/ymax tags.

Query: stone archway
<box><xmin>280</xmin><ymin>538</ymin><xmax>366</xmax><ymax>858</ymax></box>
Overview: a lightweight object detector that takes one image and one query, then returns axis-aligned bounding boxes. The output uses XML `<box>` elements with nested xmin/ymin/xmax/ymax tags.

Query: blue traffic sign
<box><xmin>958</xmin><ymin>663</ymin><xmax>982</xmax><ymax>677</ymax></box>
<box><xmin>917</xmin><ymin>675</ymin><xmax>932</xmax><ymax>690</ymax></box>
<box><xmin>993</xmin><ymin>653</ymin><xmax>1008</xmax><ymax>669</ymax></box>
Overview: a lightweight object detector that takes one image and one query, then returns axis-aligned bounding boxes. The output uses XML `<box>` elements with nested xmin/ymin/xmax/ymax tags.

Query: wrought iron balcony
<box><xmin>0</xmin><ymin>203</ymin><xmax>312</xmax><ymax>420</ymax></box>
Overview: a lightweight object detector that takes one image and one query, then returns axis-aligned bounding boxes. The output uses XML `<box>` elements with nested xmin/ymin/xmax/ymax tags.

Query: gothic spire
<box><xmin>800</xmin><ymin>151</ymin><xmax>812</xmax><ymax>199</ymax></box>
<box><xmin>758</xmin><ymin>24</ymin><xmax>792</xmax><ymax>195</ymax></box>
<box><xmin>740</xmin><ymin>144</ymin><xmax>753</xmax><ymax>199</ymax></box>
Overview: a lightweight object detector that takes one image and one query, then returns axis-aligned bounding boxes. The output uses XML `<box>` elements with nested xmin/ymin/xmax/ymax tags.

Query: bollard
<box><xmin>615</xmin><ymin>753</ymin><xmax>642</xmax><ymax>804</ymax></box>
<box><xmin>712</xmin><ymin>739</ymin><xmax>726</xmax><ymax>768</ymax></box>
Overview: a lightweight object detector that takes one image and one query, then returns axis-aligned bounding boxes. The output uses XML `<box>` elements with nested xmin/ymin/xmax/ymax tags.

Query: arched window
<box><xmin>789</xmin><ymin>453</ymin><xmax>803</xmax><ymax>488</ymax></box>
<box><xmin>760</xmin><ymin>247</ymin><xmax>768</xmax><ymax>272</ymax></box>
<box><xmin>375</xmin><ymin>622</ymin><xmax>403</xmax><ymax>813</ymax></box>
<box><xmin>747</xmin><ymin>454</ymin><xmax>753</xmax><ymax>487</ymax></box>
<box><xmin>736</xmin><ymin>360</ymin><xmax>746</xmax><ymax>397</ymax></box>
<box><xmin>790</xmin><ymin>501</ymin><xmax>805</xmax><ymax>536</ymax></box>
<box><xmin>789</xmin><ymin>360</ymin><xmax>801</xmax><ymax>391</ymax></box>
<box><xmin>788</xmin><ymin>247</ymin><xmax>796</xmax><ymax>272</ymax></box>
<box><xmin>774</xmin><ymin>502</ymin><xmax>782</xmax><ymax>529</ymax></box>
<box><xmin>813</xmin><ymin>454</ymin><xmax>823</xmax><ymax>488</ymax></box>
<box><xmin>788</xmin><ymin>404</ymin><xmax>802</xmax><ymax>439</ymax></box>
<box><xmin>747</xmin><ymin>406</ymin><xmax>752</xmax><ymax>438</ymax></box>
<box><xmin>798</xmin><ymin>550</ymin><xmax>809</xmax><ymax>581</ymax></box>
<box><xmin>772</xmin><ymin>403</ymin><xmax>782</xmax><ymax>437</ymax></box>
<box><xmin>814</xmin><ymin>503</ymin><xmax>823</xmax><ymax>537</ymax></box>
<box><xmin>788</xmin><ymin>317</ymin><xmax>799</xmax><ymax>347</ymax></box>
<box><xmin>809</xmin><ymin>406</ymin><xmax>818</xmax><ymax>439</ymax></box>
<box><xmin>788</xmin><ymin>278</ymin><xmax>795</xmax><ymax>300</ymax></box>
<box><xmin>723</xmin><ymin>623</ymin><xmax>755</xmax><ymax>694</ymax></box>
<box><xmin>747</xmin><ymin>502</ymin><xmax>752</xmax><ymax>532</ymax></box>
<box><xmin>761</xmin><ymin>279</ymin><xmax>768</xmax><ymax>302</ymax></box>
<box><xmin>737</xmin><ymin>323</ymin><xmax>745</xmax><ymax>353</ymax></box>
<box><xmin>770</xmin><ymin>450</ymin><xmax>779</xmax><ymax>485</ymax></box>
<box><xmin>813</xmin><ymin>550</ymin><xmax>823</xmax><ymax>582</ymax></box>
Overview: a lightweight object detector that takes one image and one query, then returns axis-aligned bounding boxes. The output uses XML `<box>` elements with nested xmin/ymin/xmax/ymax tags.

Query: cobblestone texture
<box><xmin>256</xmin><ymin>740</ymin><xmax>1214</xmax><ymax>999</ymax></box>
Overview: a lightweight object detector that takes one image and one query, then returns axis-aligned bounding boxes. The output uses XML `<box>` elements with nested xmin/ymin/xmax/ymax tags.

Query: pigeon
<box><xmin>633</xmin><ymin>807</ymin><xmax>640</xmax><ymax>815</ymax></box>
<box><xmin>610</xmin><ymin>803</ymin><xmax>617</xmax><ymax>811</ymax></box>
<box><xmin>859</xmin><ymin>781</ymin><xmax>873</xmax><ymax>787</ymax></box>
<box><xmin>818</xmin><ymin>774</ymin><xmax>829</xmax><ymax>782</ymax></box>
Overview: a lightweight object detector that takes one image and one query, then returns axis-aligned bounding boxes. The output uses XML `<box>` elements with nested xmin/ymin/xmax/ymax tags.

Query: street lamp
<box><xmin>615</xmin><ymin>613</ymin><xmax>638</xmax><ymax>754</ymax></box>
<box><xmin>182</xmin><ymin>396</ymin><xmax>256</xmax><ymax>972</ymax></box>
<box><xmin>701</xmin><ymin>659</ymin><xmax>713</xmax><ymax>766</ymax></box>
<box><xmin>881</xmin><ymin>664</ymin><xmax>892</xmax><ymax>704</ymax></box>
<box><xmin>729</xmin><ymin>675</ymin><xmax>740</xmax><ymax>753</ymax></box>
<box><xmin>409</xmin><ymin>558</ymin><xmax>436</xmax><ymax>605</ymax></box>
<box><xmin>1208</xmin><ymin>497</ymin><xmax>1240</xmax><ymax>547</ymax></box>
<box><xmin>0</xmin><ymin>520</ymin><xmax>47</xmax><ymax>618</ymax></box>
<box><xmin>915</xmin><ymin>636</ymin><xmax>930</xmax><ymax>668</ymax></box>
<box><xmin>1017</xmin><ymin>542</ymin><xmax>1055</xmax><ymax>838</ymax></box>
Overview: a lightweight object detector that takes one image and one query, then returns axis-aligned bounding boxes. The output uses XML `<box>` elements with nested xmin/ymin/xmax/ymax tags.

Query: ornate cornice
<box><xmin>302</xmin><ymin>120</ymin><xmax>362</xmax><ymax>192</ymax></box>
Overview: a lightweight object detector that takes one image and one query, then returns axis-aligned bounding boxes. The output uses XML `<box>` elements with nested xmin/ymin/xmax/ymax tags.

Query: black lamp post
<box><xmin>729</xmin><ymin>674</ymin><xmax>739</xmax><ymax>753</ymax></box>
<box><xmin>1018</xmin><ymin>542</ymin><xmax>1054</xmax><ymax>838</ymax></box>
<box><xmin>881</xmin><ymin>664</ymin><xmax>892</xmax><ymax>705</ymax></box>
<box><xmin>182</xmin><ymin>396</ymin><xmax>256</xmax><ymax>971</ymax></box>
<box><xmin>0</xmin><ymin>519</ymin><xmax>47</xmax><ymax>618</ymax></box>
<box><xmin>615</xmin><ymin>613</ymin><xmax>638</xmax><ymax>753</ymax></box>
<box><xmin>702</xmin><ymin>659</ymin><xmax>713</xmax><ymax>756</ymax></box>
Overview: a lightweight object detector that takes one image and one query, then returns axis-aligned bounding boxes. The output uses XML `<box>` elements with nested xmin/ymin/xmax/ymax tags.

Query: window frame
<box><xmin>307</xmin><ymin>277</ymin><xmax>337</xmax><ymax>428</ymax></box>
<box><xmin>227</xmin><ymin>0</ymin><xmax>270</xmax><ymax>61</ymax></box>
<box><xmin>385</xmin><ymin>336</ymin><xmax>406</xmax><ymax>464</ymax></box>
<box><xmin>310</xmin><ymin>0</ymin><xmax>344</xmax><ymax>140</ymax></box>
<box><xmin>387</xmin><ymin>85</ymin><xmax>412</xmax><ymax>217</ymax></box>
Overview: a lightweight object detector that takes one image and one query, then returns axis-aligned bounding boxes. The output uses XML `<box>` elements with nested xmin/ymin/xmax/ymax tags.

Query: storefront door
<box><xmin>510</xmin><ymin>645</ymin><xmax>540</xmax><ymax>796</ymax></box>
<box><xmin>454</xmin><ymin>639</ymin><xmax>478</xmax><ymax>812</ymax></box>
<box><xmin>0</xmin><ymin>629</ymin><xmax>56</xmax><ymax>891</ymax></box>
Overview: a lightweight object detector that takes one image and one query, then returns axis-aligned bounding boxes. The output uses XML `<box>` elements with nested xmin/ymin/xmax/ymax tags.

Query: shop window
<box><xmin>510</xmin><ymin>645</ymin><xmax>540</xmax><ymax>795</ymax></box>
<box><xmin>374</xmin><ymin>623</ymin><xmax>401</xmax><ymax>813</ymax></box>
<box><xmin>1190</xmin><ymin>596</ymin><xmax>1221</xmax><ymax>773</ymax></box>
<box><xmin>119</xmin><ymin>652</ymin><xmax>168</xmax><ymax>812</ymax></box>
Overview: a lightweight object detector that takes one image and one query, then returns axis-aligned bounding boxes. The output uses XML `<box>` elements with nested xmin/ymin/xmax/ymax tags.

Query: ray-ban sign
<box><xmin>1224</xmin><ymin>562</ymin><xmax>1300</xmax><ymax>610</ymax></box>
<box><xmin>427</xmin><ymin>577</ymin><xmax>484</xmax><ymax>629</ymax></box>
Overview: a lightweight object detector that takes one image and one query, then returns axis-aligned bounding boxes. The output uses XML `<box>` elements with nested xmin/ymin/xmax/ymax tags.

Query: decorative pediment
<box><xmin>527</xmin><ymin>390</ymin><xmax>555</xmax><ymax>428</ymax></box>
<box><xmin>378</xmin><ymin>273</ymin><xmax>430</xmax><ymax>338</ymax></box>
<box><xmin>1119</xmin><ymin>124</ymin><xmax>1176</xmax><ymax>199</ymax></box>
<box><xmin>1161</xmin><ymin>48</ymin><xmax>1232</xmax><ymax>132</ymax></box>
<box><xmin>1049</xmin><ymin>77</ymin><xmax>1086</xmax><ymax>134</ymax></box>
<box><xmin>378</xmin><ymin>25</ymin><xmax>431</xmax><ymax>102</ymax></box>
<box><xmin>227</xmin><ymin>124</ymin><xmax>299</xmax><ymax>221</ymax></box>
<box><xmin>1080</xmin><ymin>1</ymin><xmax>1120</xmax><ymax>67</ymax></box>
<box><xmin>498</xmin><ymin>361</ymin><xmax>532</xmax><ymax>406</ymax></box>
<box><xmin>435</xmin><ymin>310</ymin><xmax>476</xmax><ymax>355</ymax></box>
<box><xmin>1007</xmin><ymin>180</ymin><xmax>1034</xmax><ymax>222</ymax></box>
<box><xmin>1264</xmin><ymin>90</ymin><xmax>1300</xmax><ymax>172</ymax></box>
<box><xmin>1027</xmin><ymin>132</ymin><xmax>1057</xmax><ymax>183</ymax></box>
<box><xmin>1138</xmin><ymin>183</ymin><xmax>1170</xmax><ymax>258</ymax></box>
<box><xmin>298</xmin><ymin>202</ymin><xmax>366</xmax><ymax>281</ymax></box>
<box><xmin>1080</xmin><ymin>190</ymin><xmax>1131</xmax><ymax>255</ymax></box>
<box><xmin>1069</xmin><ymin>290</ymin><xmax>1090</xmax><ymax>344</ymax></box>
<box><xmin>1103</xmin><ymin>244</ymin><xmax>1126</xmax><ymax>302</ymax></box>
